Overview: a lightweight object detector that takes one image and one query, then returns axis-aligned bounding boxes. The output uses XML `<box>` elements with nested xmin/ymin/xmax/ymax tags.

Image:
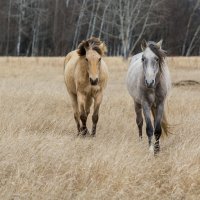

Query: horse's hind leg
<box><xmin>69</xmin><ymin>93</ymin><xmax>80</xmax><ymax>134</ymax></box>
<box><xmin>134</xmin><ymin>102</ymin><xmax>143</xmax><ymax>140</ymax></box>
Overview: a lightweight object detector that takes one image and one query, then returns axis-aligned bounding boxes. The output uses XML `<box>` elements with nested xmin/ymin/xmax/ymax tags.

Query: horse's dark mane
<box><xmin>77</xmin><ymin>37</ymin><xmax>103</xmax><ymax>56</ymax></box>
<box><xmin>147</xmin><ymin>41</ymin><xmax>167</xmax><ymax>67</ymax></box>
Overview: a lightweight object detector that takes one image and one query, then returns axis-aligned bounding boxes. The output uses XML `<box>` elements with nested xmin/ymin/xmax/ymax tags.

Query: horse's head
<box><xmin>77</xmin><ymin>37</ymin><xmax>107</xmax><ymax>86</ymax></box>
<box><xmin>141</xmin><ymin>39</ymin><xmax>166</xmax><ymax>88</ymax></box>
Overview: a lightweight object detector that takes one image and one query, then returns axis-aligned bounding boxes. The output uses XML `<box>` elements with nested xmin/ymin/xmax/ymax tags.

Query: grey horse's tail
<box><xmin>161</xmin><ymin>111</ymin><xmax>171</xmax><ymax>136</ymax></box>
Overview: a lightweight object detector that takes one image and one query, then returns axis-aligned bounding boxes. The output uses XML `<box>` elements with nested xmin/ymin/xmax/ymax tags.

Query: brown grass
<box><xmin>0</xmin><ymin>57</ymin><xmax>200</xmax><ymax>200</ymax></box>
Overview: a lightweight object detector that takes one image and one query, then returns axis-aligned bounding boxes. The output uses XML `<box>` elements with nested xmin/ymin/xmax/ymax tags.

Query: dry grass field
<box><xmin>0</xmin><ymin>56</ymin><xmax>200</xmax><ymax>200</ymax></box>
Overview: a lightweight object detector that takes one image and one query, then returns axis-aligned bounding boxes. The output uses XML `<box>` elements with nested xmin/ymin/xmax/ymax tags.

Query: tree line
<box><xmin>0</xmin><ymin>0</ymin><xmax>199</xmax><ymax>57</ymax></box>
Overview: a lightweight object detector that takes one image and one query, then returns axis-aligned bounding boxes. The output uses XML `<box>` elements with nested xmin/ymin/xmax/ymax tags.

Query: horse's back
<box><xmin>99</xmin><ymin>59</ymin><xmax>109</xmax><ymax>89</ymax></box>
<box><xmin>129</xmin><ymin>52</ymin><xmax>143</xmax><ymax>66</ymax></box>
<box><xmin>126</xmin><ymin>53</ymin><xmax>143</xmax><ymax>101</ymax></box>
<box><xmin>64</xmin><ymin>50</ymin><xmax>79</xmax><ymax>69</ymax></box>
<box><xmin>64</xmin><ymin>50</ymin><xmax>79</xmax><ymax>94</ymax></box>
<box><xmin>161</xmin><ymin>60</ymin><xmax>171</xmax><ymax>94</ymax></box>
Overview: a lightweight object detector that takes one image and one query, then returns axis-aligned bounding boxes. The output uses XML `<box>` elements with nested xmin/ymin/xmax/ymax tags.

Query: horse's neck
<box><xmin>99</xmin><ymin>61</ymin><xmax>108</xmax><ymax>81</ymax></box>
<box><xmin>78</xmin><ymin>59</ymin><xmax>88</xmax><ymax>77</ymax></box>
<box><xmin>156</xmin><ymin>67</ymin><xmax>171</xmax><ymax>96</ymax></box>
<box><xmin>161</xmin><ymin>62</ymin><xmax>171</xmax><ymax>84</ymax></box>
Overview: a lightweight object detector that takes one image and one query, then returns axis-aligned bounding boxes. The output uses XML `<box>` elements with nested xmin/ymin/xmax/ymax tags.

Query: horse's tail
<box><xmin>161</xmin><ymin>110</ymin><xmax>171</xmax><ymax>136</ymax></box>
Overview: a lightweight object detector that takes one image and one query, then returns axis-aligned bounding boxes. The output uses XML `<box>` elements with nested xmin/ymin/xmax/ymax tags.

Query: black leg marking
<box><xmin>153</xmin><ymin>102</ymin><xmax>164</xmax><ymax>154</ymax></box>
<box><xmin>154</xmin><ymin>124</ymin><xmax>162</xmax><ymax>154</ymax></box>
<box><xmin>74</xmin><ymin>113</ymin><xmax>80</xmax><ymax>134</ymax></box>
<box><xmin>80</xmin><ymin>113</ymin><xmax>88</xmax><ymax>135</ymax></box>
<box><xmin>146</xmin><ymin>119</ymin><xmax>154</xmax><ymax>147</ymax></box>
<box><xmin>91</xmin><ymin>114</ymin><xmax>98</xmax><ymax>136</ymax></box>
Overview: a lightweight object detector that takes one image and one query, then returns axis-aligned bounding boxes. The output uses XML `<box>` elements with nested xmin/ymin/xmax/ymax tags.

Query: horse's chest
<box><xmin>84</xmin><ymin>85</ymin><xmax>101</xmax><ymax>97</ymax></box>
<box><xmin>145</xmin><ymin>92</ymin><xmax>165</xmax><ymax>104</ymax></box>
<box><xmin>145</xmin><ymin>92</ymin><xmax>155</xmax><ymax>103</ymax></box>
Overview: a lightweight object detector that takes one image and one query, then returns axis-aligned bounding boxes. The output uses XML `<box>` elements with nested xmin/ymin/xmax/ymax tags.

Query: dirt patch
<box><xmin>173</xmin><ymin>80</ymin><xmax>200</xmax><ymax>87</ymax></box>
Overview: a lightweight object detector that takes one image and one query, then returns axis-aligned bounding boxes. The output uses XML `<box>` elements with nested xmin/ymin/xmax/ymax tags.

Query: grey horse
<box><xmin>126</xmin><ymin>40</ymin><xmax>171</xmax><ymax>154</ymax></box>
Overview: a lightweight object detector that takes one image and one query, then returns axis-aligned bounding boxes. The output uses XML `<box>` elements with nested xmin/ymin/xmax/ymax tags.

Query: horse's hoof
<box><xmin>154</xmin><ymin>147</ymin><xmax>160</xmax><ymax>156</ymax></box>
<box><xmin>149</xmin><ymin>144</ymin><xmax>154</xmax><ymax>152</ymax></box>
<box><xmin>90</xmin><ymin>133</ymin><xmax>96</xmax><ymax>137</ymax></box>
<box><xmin>154</xmin><ymin>143</ymin><xmax>160</xmax><ymax>155</ymax></box>
<box><xmin>139</xmin><ymin>136</ymin><xmax>142</xmax><ymax>141</ymax></box>
<box><xmin>79</xmin><ymin>127</ymin><xmax>89</xmax><ymax>136</ymax></box>
<box><xmin>90</xmin><ymin>129</ymin><xmax>96</xmax><ymax>137</ymax></box>
<box><xmin>91</xmin><ymin>127</ymin><xmax>96</xmax><ymax>137</ymax></box>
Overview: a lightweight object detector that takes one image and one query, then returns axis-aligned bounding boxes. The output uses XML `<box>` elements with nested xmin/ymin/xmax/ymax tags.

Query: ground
<box><xmin>0</xmin><ymin>57</ymin><xmax>200</xmax><ymax>200</ymax></box>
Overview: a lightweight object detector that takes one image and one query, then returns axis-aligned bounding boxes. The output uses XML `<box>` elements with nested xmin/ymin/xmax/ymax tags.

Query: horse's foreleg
<box><xmin>135</xmin><ymin>102</ymin><xmax>143</xmax><ymax>140</ymax></box>
<box><xmin>91</xmin><ymin>93</ymin><xmax>103</xmax><ymax>136</ymax></box>
<box><xmin>69</xmin><ymin>93</ymin><xmax>80</xmax><ymax>134</ymax></box>
<box><xmin>154</xmin><ymin>102</ymin><xmax>164</xmax><ymax>154</ymax></box>
<box><xmin>85</xmin><ymin>97</ymin><xmax>93</xmax><ymax>117</ymax></box>
<box><xmin>143</xmin><ymin>103</ymin><xmax>154</xmax><ymax>149</ymax></box>
<box><xmin>78</xmin><ymin>93</ymin><xmax>88</xmax><ymax>135</ymax></box>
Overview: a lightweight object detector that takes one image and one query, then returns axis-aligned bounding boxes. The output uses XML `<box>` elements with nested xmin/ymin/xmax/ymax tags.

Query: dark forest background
<box><xmin>0</xmin><ymin>0</ymin><xmax>199</xmax><ymax>57</ymax></box>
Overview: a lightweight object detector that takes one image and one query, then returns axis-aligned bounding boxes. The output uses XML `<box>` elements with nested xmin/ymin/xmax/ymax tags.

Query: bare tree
<box><xmin>186</xmin><ymin>25</ymin><xmax>200</xmax><ymax>56</ymax></box>
<box><xmin>0</xmin><ymin>0</ymin><xmax>200</xmax><ymax>56</ymax></box>
<box><xmin>15</xmin><ymin>0</ymin><xmax>23</xmax><ymax>56</ymax></box>
<box><xmin>72</xmin><ymin>0</ymin><xmax>87</xmax><ymax>50</ymax></box>
<box><xmin>182</xmin><ymin>0</ymin><xmax>200</xmax><ymax>55</ymax></box>
<box><xmin>5</xmin><ymin>0</ymin><xmax>12</xmax><ymax>55</ymax></box>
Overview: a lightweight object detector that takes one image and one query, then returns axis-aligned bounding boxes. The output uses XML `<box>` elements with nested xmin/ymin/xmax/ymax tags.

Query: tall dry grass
<box><xmin>0</xmin><ymin>57</ymin><xmax>200</xmax><ymax>200</ymax></box>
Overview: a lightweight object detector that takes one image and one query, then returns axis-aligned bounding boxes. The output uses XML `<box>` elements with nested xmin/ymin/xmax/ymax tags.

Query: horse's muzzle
<box><xmin>145</xmin><ymin>80</ymin><xmax>155</xmax><ymax>88</ymax></box>
<box><xmin>90</xmin><ymin>78</ymin><xmax>99</xmax><ymax>85</ymax></box>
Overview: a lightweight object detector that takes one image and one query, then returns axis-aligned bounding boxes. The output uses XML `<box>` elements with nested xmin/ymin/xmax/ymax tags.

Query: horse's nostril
<box><xmin>95</xmin><ymin>78</ymin><xmax>99</xmax><ymax>84</ymax></box>
<box><xmin>145</xmin><ymin>80</ymin><xmax>154</xmax><ymax>88</ymax></box>
<box><xmin>90</xmin><ymin>78</ymin><xmax>98</xmax><ymax>85</ymax></box>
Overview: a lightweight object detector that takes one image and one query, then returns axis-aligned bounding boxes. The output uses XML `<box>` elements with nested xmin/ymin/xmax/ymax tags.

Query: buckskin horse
<box><xmin>64</xmin><ymin>37</ymin><xmax>108</xmax><ymax>136</ymax></box>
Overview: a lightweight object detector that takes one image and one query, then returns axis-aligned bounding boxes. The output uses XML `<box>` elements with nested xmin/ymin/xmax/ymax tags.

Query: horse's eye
<box><xmin>99</xmin><ymin>58</ymin><xmax>101</xmax><ymax>62</ymax></box>
<box><xmin>85</xmin><ymin>58</ymin><xmax>88</xmax><ymax>62</ymax></box>
<box><xmin>155</xmin><ymin>58</ymin><xmax>159</xmax><ymax>62</ymax></box>
<box><xmin>142</xmin><ymin>57</ymin><xmax>145</xmax><ymax>62</ymax></box>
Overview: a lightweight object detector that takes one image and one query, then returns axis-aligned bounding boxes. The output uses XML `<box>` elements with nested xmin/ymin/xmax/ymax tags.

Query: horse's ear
<box><xmin>141</xmin><ymin>39</ymin><xmax>147</xmax><ymax>51</ymax></box>
<box><xmin>77</xmin><ymin>40</ymin><xmax>89</xmax><ymax>56</ymax></box>
<box><xmin>157</xmin><ymin>39</ymin><xmax>163</xmax><ymax>49</ymax></box>
<box><xmin>99</xmin><ymin>42</ymin><xmax>107</xmax><ymax>55</ymax></box>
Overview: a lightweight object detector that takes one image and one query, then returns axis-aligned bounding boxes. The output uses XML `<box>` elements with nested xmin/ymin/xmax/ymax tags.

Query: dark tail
<box><xmin>161</xmin><ymin>110</ymin><xmax>171</xmax><ymax>136</ymax></box>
